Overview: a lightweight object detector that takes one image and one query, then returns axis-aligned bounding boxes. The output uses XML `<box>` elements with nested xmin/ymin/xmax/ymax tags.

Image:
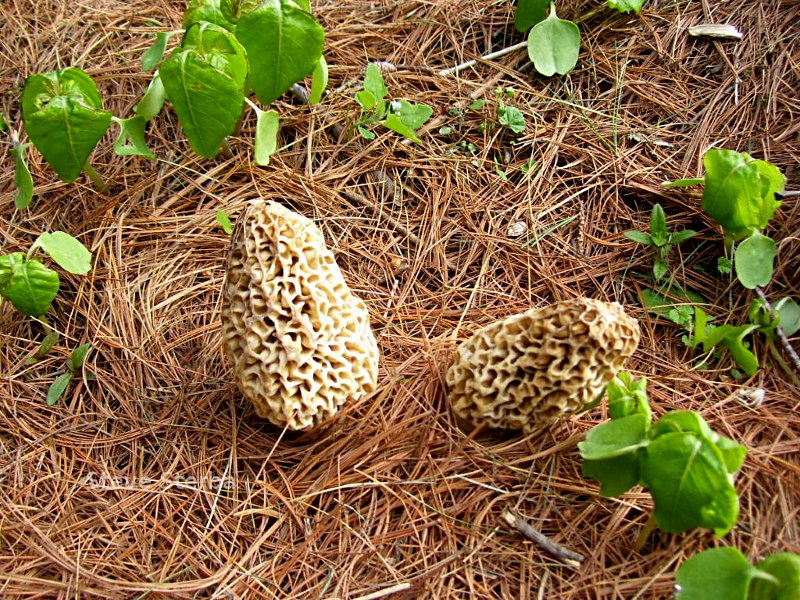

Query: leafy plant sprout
<box><xmin>625</xmin><ymin>203</ymin><xmax>695</xmax><ymax>281</ymax></box>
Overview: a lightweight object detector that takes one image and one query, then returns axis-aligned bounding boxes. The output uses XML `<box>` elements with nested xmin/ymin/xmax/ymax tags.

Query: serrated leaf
<box><xmin>21</xmin><ymin>68</ymin><xmax>112</xmax><ymax>182</ymax></box>
<box><xmin>183</xmin><ymin>0</ymin><xmax>235</xmax><ymax>31</ymax></box>
<box><xmin>160</xmin><ymin>24</ymin><xmax>246</xmax><ymax>158</ymax></box>
<box><xmin>608</xmin><ymin>0</ymin><xmax>645</xmax><ymax>14</ymax></box>
<box><xmin>676</xmin><ymin>547</ymin><xmax>754</xmax><ymax>600</ymax></box>
<box><xmin>734</xmin><ymin>231</ymin><xmax>776</xmax><ymax>289</ymax></box>
<box><xmin>0</xmin><ymin>253</ymin><xmax>60</xmax><ymax>316</ymax></box>
<box><xmin>34</xmin><ymin>231</ymin><xmax>92</xmax><ymax>274</ymax></box>
<box><xmin>46</xmin><ymin>372</ymin><xmax>72</xmax><ymax>405</ymax></box>
<box><xmin>514</xmin><ymin>0</ymin><xmax>549</xmax><ymax>32</ymax></box>
<box><xmin>526</xmin><ymin>8</ymin><xmax>580</xmax><ymax>77</ymax></box>
<box><xmin>383</xmin><ymin>113</ymin><xmax>421</xmax><ymax>142</ymax></box>
<box><xmin>253</xmin><ymin>107</ymin><xmax>279</xmax><ymax>165</ymax></box>
<box><xmin>135</xmin><ymin>72</ymin><xmax>166</xmax><ymax>121</ymax></box>
<box><xmin>216</xmin><ymin>209</ymin><xmax>233</xmax><ymax>234</ymax></box>
<box><xmin>235</xmin><ymin>0</ymin><xmax>324</xmax><ymax>105</ymax></box>
<box><xmin>68</xmin><ymin>343</ymin><xmax>91</xmax><ymax>372</ymax></box>
<box><xmin>111</xmin><ymin>116</ymin><xmax>156</xmax><ymax>159</ymax></box>
<box><xmin>11</xmin><ymin>142</ymin><xmax>34</xmax><ymax>210</ymax></box>
<box><xmin>309</xmin><ymin>55</ymin><xmax>328</xmax><ymax>104</ymax></box>
<box><xmin>498</xmin><ymin>104</ymin><xmax>526</xmax><ymax>133</ymax></box>
<box><xmin>142</xmin><ymin>31</ymin><xmax>173</xmax><ymax>71</ymax></box>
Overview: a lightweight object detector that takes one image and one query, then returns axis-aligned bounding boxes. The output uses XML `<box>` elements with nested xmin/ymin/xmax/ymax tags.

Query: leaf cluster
<box><xmin>47</xmin><ymin>343</ymin><xmax>93</xmax><ymax>406</ymax></box>
<box><xmin>625</xmin><ymin>203</ymin><xmax>695</xmax><ymax>281</ymax></box>
<box><xmin>579</xmin><ymin>373</ymin><xmax>746</xmax><ymax>536</ymax></box>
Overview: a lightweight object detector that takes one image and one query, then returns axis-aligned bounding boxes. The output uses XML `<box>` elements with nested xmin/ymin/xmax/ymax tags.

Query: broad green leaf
<box><xmin>135</xmin><ymin>72</ymin><xmax>166</xmax><ymax>121</ymax></box>
<box><xmin>607</xmin><ymin>373</ymin><xmax>651</xmax><ymax>421</ymax></box>
<box><xmin>649</xmin><ymin>204</ymin><xmax>668</xmax><ymax>246</ymax></box>
<box><xmin>363</xmin><ymin>63</ymin><xmax>388</xmax><ymax>106</ymax></box>
<box><xmin>184</xmin><ymin>0</ymin><xmax>235</xmax><ymax>31</ymax></box>
<box><xmin>142</xmin><ymin>31</ymin><xmax>174</xmax><ymax>71</ymax></box>
<box><xmin>641</xmin><ymin>432</ymin><xmax>739</xmax><ymax>535</ymax></box>
<box><xmin>355</xmin><ymin>90</ymin><xmax>377</xmax><ymax>111</ymax></box>
<box><xmin>47</xmin><ymin>372</ymin><xmax>72</xmax><ymax>405</ymax></box>
<box><xmin>216</xmin><ymin>209</ymin><xmax>233</xmax><ymax>234</ymax></box>
<box><xmin>68</xmin><ymin>343</ymin><xmax>91</xmax><ymax>372</ymax></box>
<box><xmin>692</xmin><ymin>307</ymin><xmax>760</xmax><ymax>376</ymax></box>
<box><xmin>33</xmin><ymin>231</ymin><xmax>92</xmax><ymax>274</ymax></box>
<box><xmin>390</xmin><ymin>99</ymin><xmax>433</xmax><ymax>131</ymax></box>
<box><xmin>734</xmin><ymin>231</ymin><xmax>776</xmax><ymax>289</ymax></box>
<box><xmin>702</xmin><ymin>149</ymin><xmax>783</xmax><ymax>239</ymax></box>
<box><xmin>235</xmin><ymin>0</ymin><xmax>324</xmax><ymax>104</ymax></box>
<box><xmin>526</xmin><ymin>7</ymin><xmax>580</xmax><ymax>77</ymax></box>
<box><xmin>383</xmin><ymin>113</ymin><xmax>421</xmax><ymax>143</ymax></box>
<box><xmin>752</xmin><ymin>553</ymin><xmax>800</xmax><ymax>600</ymax></box>
<box><xmin>253</xmin><ymin>108</ymin><xmax>279</xmax><ymax>165</ymax></box>
<box><xmin>514</xmin><ymin>0</ymin><xmax>549</xmax><ymax>32</ymax></box>
<box><xmin>608</xmin><ymin>0</ymin><xmax>645</xmax><ymax>14</ymax></box>
<box><xmin>22</xmin><ymin>68</ymin><xmax>112</xmax><ymax>182</ymax></box>
<box><xmin>578</xmin><ymin>413</ymin><xmax>650</xmax><ymax>460</ymax></box>
<box><xmin>111</xmin><ymin>116</ymin><xmax>156</xmax><ymax>159</ymax></box>
<box><xmin>498</xmin><ymin>104</ymin><xmax>526</xmax><ymax>133</ymax></box>
<box><xmin>582</xmin><ymin>454</ymin><xmax>641</xmax><ymax>497</ymax></box>
<box><xmin>624</xmin><ymin>230</ymin><xmax>653</xmax><ymax>246</ymax></box>
<box><xmin>309</xmin><ymin>55</ymin><xmax>328</xmax><ymax>104</ymax></box>
<box><xmin>0</xmin><ymin>253</ymin><xmax>60</xmax><ymax>316</ymax></box>
<box><xmin>676</xmin><ymin>547</ymin><xmax>754</xmax><ymax>600</ymax></box>
<box><xmin>11</xmin><ymin>142</ymin><xmax>34</xmax><ymax>210</ymax></box>
<box><xmin>160</xmin><ymin>24</ymin><xmax>246</xmax><ymax>158</ymax></box>
<box><xmin>749</xmin><ymin>297</ymin><xmax>800</xmax><ymax>339</ymax></box>
<box><xmin>774</xmin><ymin>297</ymin><xmax>800</xmax><ymax>337</ymax></box>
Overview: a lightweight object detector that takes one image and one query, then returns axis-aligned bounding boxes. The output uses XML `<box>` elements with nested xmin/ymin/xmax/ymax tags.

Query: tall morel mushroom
<box><xmin>446</xmin><ymin>298</ymin><xmax>640</xmax><ymax>433</ymax></box>
<box><xmin>221</xmin><ymin>200</ymin><xmax>379</xmax><ymax>430</ymax></box>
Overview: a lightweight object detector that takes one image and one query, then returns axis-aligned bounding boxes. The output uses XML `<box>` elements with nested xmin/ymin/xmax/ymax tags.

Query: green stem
<box><xmin>83</xmin><ymin>161</ymin><xmax>108</xmax><ymax>194</ymax></box>
<box><xmin>768</xmin><ymin>341</ymin><xmax>800</xmax><ymax>388</ymax></box>
<box><xmin>632</xmin><ymin>513</ymin><xmax>657</xmax><ymax>552</ymax></box>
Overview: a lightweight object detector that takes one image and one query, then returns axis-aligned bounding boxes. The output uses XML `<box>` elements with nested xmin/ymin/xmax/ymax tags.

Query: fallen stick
<box><xmin>500</xmin><ymin>508</ymin><xmax>585</xmax><ymax>568</ymax></box>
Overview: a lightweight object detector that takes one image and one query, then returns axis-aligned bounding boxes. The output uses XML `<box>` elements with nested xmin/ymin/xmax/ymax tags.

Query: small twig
<box><xmin>500</xmin><ymin>508</ymin><xmax>585</xmax><ymax>568</ymax></box>
<box><xmin>755</xmin><ymin>287</ymin><xmax>800</xmax><ymax>377</ymax></box>
<box><xmin>340</xmin><ymin>189</ymin><xmax>420</xmax><ymax>246</ymax></box>
<box><xmin>439</xmin><ymin>40</ymin><xmax>528</xmax><ymax>76</ymax></box>
<box><xmin>351</xmin><ymin>582</ymin><xmax>411</xmax><ymax>600</ymax></box>
<box><xmin>779</xmin><ymin>190</ymin><xmax>800</xmax><ymax>198</ymax></box>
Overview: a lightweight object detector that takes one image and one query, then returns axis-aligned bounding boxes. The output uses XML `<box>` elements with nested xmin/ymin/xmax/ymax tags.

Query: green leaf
<box><xmin>234</xmin><ymin>0</ymin><xmax>324</xmax><ymax>104</ymax></box>
<box><xmin>357</xmin><ymin>125</ymin><xmax>375</xmax><ymax>140</ymax></box>
<box><xmin>216</xmin><ymin>209</ymin><xmax>233</xmax><ymax>234</ymax></box>
<box><xmin>582</xmin><ymin>454</ymin><xmax>641</xmax><ymax>497</ymax></box>
<box><xmin>752</xmin><ymin>553</ymin><xmax>800</xmax><ymax>600</ymax></box>
<box><xmin>641</xmin><ymin>432</ymin><xmax>739</xmax><ymax>535</ymax></box>
<box><xmin>607</xmin><ymin>373</ymin><xmax>651</xmax><ymax>421</ymax></box>
<box><xmin>702</xmin><ymin>149</ymin><xmax>783</xmax><ymax>239</ymax></box>
<box><xmin>774</xmin><ymin>297</ymin><xmax>800</xmax><ymax>337</ymax></box>
<box><xmin>363</xmin><ymin>63</ymin><xmax>388</xmax><ymax>106</ymax></box>
<box><xmin>498</xmin><ymin>104</ymin><xmax>526</xmax><ymax>133</ymax></box>
<box><xmin>649</xmin><ymin>204</ymin><xmax>668</xmax><ymax>246</ymax></box>
<box><xmin>639</xmin><ymin>287</ymin><xmax>705</xmax><ymax>327</ymax></box>
<box><xmin>355</xmin><ymin>90</ymin><xmax>377</xmax><ymax>111</ymax></box>
<box><xmin>383</xmin><ymin>113</ymin><xmax>422</xmax><ymax>143</ymax></box>
<box><xmin>468</xmin><ymin>99</ymin><xmax>486</xmax><ymax>111</ymax></box>
<box><xmin>253</xmin><ymin>107</ymin><xmax>279</xmax><ymax>166</ymax></box>
<box><xmin>135</xmin><ymin>72</ymin><xmax>166</xmax><ymax>121</ymax></box>
<box><xmin>142</xmin><ymin>31</ymin><xmax>173</xmax><ymax>71</ymax></box>
<box><xmin>68</xmin><ymin>343</ymin><xmax>91</xmax><ymax>372</ymax></box>
<box><xmin>390</xmin><ymin>99</ymin><xmax>433</xmax><ymax>131</ymax></box>
<box><xmin>46</xmin><ymin>372</ymin><xmax>73</xmax><ymax>405</ymax></box>
<box><xmin>11</xmin><ymin>142</ymin><xmax>34</xmax><ymax>210</ymax></box>
<box><xmin>526</xmin><ymin>6</ymin><xmax>580</xmax><ymax>77</ymax></box>
<box><xmin>0</xmin><ymin>253</ymin><xmax>60</xmax><ymax>316</ymax></box>
<box><xmin>653</xmin><ymin>259</ymin><xmax>667</xmax><ymax>281</ymax></box>
<box><xmin>160</xmin><ymin>24</ymin><xmax>246</xmax><ymax>158</ymax></box>
<box><xmin>662</xmin><ymin>177</ymin><xmax>705</xmax><ymax>188</ymax></box>
<box><xmin>692</xmin><ymin>307</ymin><xmax>760</xmax><ymax>376</ymax></box>
<box><xmin>308</xmin><ymin>55</ymin><xmax>328</xmax><ymax>104</ymax></box>
<box><xmin>111</xmin><ymin>116</ymin><xmax>156</xmax><ymax>159</ymax></box>
<box><xmin>515</xmin><ymin>0</ymin><xmax>549</xmax><ymax>31</ymax></box>
<box><xmin>670</xmin><ymin>230</ymin><xmax>696</xmax><ymax>244</ymax></box>
<box><xmin>624</xmin><ymin>230</ymin><xmax>654</xmax><ymax>246</ymax></box>
<box><xmin>676</xmin><ymin>547</ymin><xmax>754</xmax><ymax>600</ymax></box>
<box><xmin>608</xmin><ymin>0</ymin><xmax>645</xmax><ymax>14</ymax></box>
<box><xmin>734</xmin><ymin>232</ymin><xmax>776</xmax><ymax>289</ymax></box>
<box><xmin>184</xmin><ymin>0</ymin><xmax>235</xmax><ymax>31</ymax></box>
<box><xmin>21</xmin><ymin>68</ymin><xmax>112</xmax><ymax>182</ymax></box>
<box><xmin>220</xmin><ymin>0</ymin><xmax>261</xmax><ymax>22</ymax></box>
<box><xmin>33</xmin><ymin>231</ymin><xmax>92</xmax><ymax>274</ymax></box>
<box><xmin>717</xmin><ymin>256</ymin><xmax>732</xmax><ymax>274</ymax></box>
<box><xmin>578</xmin><ymin>414</ymin><xmax>650</xmax><ymax>460</ymax></box>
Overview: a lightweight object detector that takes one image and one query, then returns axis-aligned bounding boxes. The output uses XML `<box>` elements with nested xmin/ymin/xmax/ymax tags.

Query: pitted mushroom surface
<box><xmin>221</xmin><ymin>200</ymin><xmax>379</xmax><ymax>430</ymax></box>
<box><xmin>446</xmin><ymin>298</ymin><xmax>640</xmax><ymax>433</ymax></box>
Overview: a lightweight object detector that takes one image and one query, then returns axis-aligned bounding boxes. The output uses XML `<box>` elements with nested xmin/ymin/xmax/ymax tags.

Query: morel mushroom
<box><xmin>446</xmin><ymin>298</ymin><xmax>640</xmax><ymax>433</ymax></box>
<box><xmin>221</xmin><ymin>200</ymin><xmax>379</xmax><ymax>430</ymax></box>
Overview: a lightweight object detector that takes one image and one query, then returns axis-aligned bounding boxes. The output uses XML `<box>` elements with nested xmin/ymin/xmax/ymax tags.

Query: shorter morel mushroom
<box><xmin>446</xmin><ymin>298</ymin><xmax>640</xmax><ymax>433</ymax></box>
<box><xmin>221</xmin><ymin>200</ymin><xmax>379</xmax><ymax>430</ymax></box>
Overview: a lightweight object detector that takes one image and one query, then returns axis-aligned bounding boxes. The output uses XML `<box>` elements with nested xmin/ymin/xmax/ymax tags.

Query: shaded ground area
<box><xmin>1</xmin><ymin>0</ymin><xmax>798</xmax><ymax>597</ymax></box>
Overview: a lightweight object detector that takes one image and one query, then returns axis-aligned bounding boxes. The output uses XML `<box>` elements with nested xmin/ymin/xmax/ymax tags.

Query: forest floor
<box><xmin>1</xmin><ymin>0</ymin><xmax>798</xmax><ymax>598</ymax></box>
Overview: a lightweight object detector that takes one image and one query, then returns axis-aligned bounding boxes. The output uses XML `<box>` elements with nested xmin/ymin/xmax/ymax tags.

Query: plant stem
<box><xmin>767</xmin><ymin>341</ymin><xmax>800</xmax><ymax>388</ymax></box>
<box><xmin>83</xmin><ymin>162</ymin><xmax>108</xmax><ymax>194</ymax></box>
<box><xmin>632</xmin><ymin>513</ymin><xmax>657</xmax><ymax>552</ymax></box>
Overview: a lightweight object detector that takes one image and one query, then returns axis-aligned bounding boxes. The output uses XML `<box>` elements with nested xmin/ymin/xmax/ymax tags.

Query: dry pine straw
<box><xmin>0</xmin><ymin>0</ymin><xmax>798</xmax><ymax>598</ymax></box>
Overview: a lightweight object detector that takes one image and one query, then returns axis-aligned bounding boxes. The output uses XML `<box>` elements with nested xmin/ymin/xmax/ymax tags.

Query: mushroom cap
<box><xmin>446</xmin><ymin>298</ymin><xmax>640</xmax><ymax>433</ymax></box>
<box><xmin>221</xmin><ymin>200</ymin><xmax>379</xmax><ymax>430</ymax></box>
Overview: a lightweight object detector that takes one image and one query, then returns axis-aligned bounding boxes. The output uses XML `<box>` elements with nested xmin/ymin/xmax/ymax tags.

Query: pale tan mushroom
<box><xmin>221</xmin><ymin>200</ymin><xmax>379</xmax><ymax>430</ymax></box>
<box><xmin>446</xmin><ymin>298</ymin><xmax>640</xmax><ymax>433</ymax></box>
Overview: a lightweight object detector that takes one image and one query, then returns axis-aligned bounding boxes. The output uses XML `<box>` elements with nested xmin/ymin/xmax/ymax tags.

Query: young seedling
<box><xmin>0</xmin><ymin>232</ymin><xmax>92</xmax><ymax>317</ymax></box>
<box><xmin>47</xmin><ymin>343</ymin><xmax>93</xmax><ymax>405</ymax></box>
<box><xmin>578</xmin><ymin>373</ymin><xmax>746</xmax><ymax>548</ymax></box>
<box><xmin>625</xmin><ymin>203</ymin><xmax>696</xmax><ymax>281</ymax></box>
<box><xmin>676</xmin><ymin>547</ymin><xmax>800</xmax><ymax>600</ymax></box>
<box><xmin>354</xmin><ymin>63</ymin><xmax>433</xmax><ymax>143</ymax></box>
